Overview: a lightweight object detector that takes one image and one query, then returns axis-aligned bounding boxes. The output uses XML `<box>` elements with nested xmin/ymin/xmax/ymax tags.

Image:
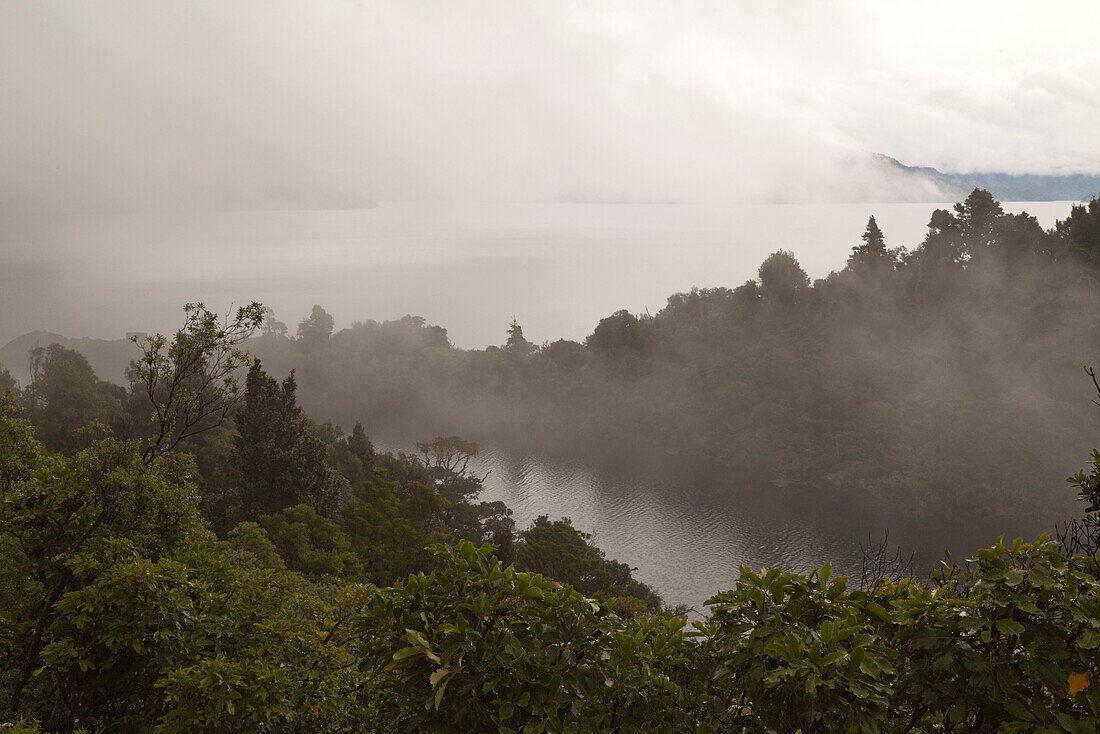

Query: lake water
<box><xmin>0</xmin><ymin>200</ymin><xmax>1076</xmax><ymax>350</ymax></box>
<box><xmin>1</xmin><ymin>200</ymin><xmax>1081</xmax><ymax>609</ymax></box>
<box><xmin>465</xmin><ymin>445</ymin><xmax>1062</xmax><ymax>611</ymax></box>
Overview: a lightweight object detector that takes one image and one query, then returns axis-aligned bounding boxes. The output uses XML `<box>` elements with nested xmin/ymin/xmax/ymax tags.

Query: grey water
<box><xmin>467</xmin><ymin>445</ymin><xmax>1056</xmax><ymax>611</ymax></box>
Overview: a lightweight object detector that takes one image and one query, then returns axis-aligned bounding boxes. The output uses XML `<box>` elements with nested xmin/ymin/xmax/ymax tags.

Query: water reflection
<box><xmin>471</xmin><ymin>446</ymin><xmax>1059</xmax><ymax>610</ymax></box>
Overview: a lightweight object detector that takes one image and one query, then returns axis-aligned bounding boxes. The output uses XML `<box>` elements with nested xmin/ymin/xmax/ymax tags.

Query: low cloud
<box><xmin>1</xmin><ymin>1</ymin><xmax>1098</xmax><ymax>214</ymax></box>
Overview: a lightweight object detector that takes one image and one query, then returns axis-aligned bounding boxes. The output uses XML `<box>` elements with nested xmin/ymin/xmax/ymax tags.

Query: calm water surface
<box><xmin>467</xmin><ymin>446</ymin><xmax>1060</xmax><ymax>611</ymax></box>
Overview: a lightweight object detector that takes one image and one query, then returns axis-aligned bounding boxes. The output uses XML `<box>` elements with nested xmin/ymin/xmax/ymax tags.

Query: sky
<box><xmin>2</xmin><ymin>0</ymin><xmax>1100</xmax><ymax>212</ymax></box>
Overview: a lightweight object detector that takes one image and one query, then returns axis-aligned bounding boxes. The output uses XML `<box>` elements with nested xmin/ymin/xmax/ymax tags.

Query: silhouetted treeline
<box><xmin>229</xmin><ymin>192</ymin><xmax>1100</xmax><ymax>518</ymax></box>
<box><xmin>3</xmin><ymin>191</ymin><xmax>1098</xmax><ymax>518</ymax></box>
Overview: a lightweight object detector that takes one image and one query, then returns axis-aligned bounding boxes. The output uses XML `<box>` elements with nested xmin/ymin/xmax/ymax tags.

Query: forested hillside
<box><xmin>239</xmin><ymin>192</ymin><xmax>1100</xmax><ymax>518</ymax></box>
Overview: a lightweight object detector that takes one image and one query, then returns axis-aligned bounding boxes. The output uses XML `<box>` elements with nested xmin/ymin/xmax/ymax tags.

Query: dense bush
<box><xmin>2</xmin><ymin>419</ymin><xmax>1097</xmax><ymax>730</ymax></box>
<box><xmin>3</xmin><ymin>288</ymin><xmax>1099</xmax><ymax>730</ymax></box>
<box><xmin>706</xmin><ymin>537</ymin><xmax>1100</xmax><ymax>731</ymax></box>
<box><xmin>349</xmin><ymin>537</ymin><xmax>1099</xmax><ymax>733</ymax></box>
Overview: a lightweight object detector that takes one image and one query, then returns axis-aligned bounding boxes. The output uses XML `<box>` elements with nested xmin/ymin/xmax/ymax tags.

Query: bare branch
<box><xmin>1086</xmin><ymin>365</ymin><xmax>1100</xmax><ymax>407</ymax></box>
<box><xmin>857</xmin><ymin>531</ymin><xmax>914</xmax><ymax>592</ymax></box>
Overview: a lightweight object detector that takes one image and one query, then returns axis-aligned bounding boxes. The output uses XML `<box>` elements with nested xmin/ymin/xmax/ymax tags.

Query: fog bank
<box><xmin>4</xmin><ymin>1</ymin><xmax>1100</xmax><ymax>214</ymax></box>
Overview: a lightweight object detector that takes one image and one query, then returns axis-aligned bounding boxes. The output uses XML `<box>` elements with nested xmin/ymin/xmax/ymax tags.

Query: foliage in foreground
<box><xmin>2</xmin><ymin>409</ymin><xmax>1097</xmax><ymax>732</ymax></box>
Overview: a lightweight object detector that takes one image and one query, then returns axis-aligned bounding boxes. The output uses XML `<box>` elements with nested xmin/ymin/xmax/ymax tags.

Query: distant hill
<box><xmin>874</xmin><ymin>154</ymin><xmax>1100</xmax><ymax>202</ymax></box>
<box><xmin>0</xmin><ymin>331</ymin><xmax>139</xmax><ymax>387</ymax></box>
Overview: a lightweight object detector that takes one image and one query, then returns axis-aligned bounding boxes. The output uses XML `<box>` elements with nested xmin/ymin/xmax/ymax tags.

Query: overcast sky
<box><xmin>3</xmin><ymin>0</ymin><xmax>1099</xmax><ymax>212</ymax></box>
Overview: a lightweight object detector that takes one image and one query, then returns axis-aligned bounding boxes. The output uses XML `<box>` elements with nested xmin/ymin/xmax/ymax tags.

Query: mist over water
<box><xmin>0</xmin><ymin>200</ymin><xmax>1075</xmax><ymax>350</ymax></box>
<box><xmin>368</xmin><ymin>443</ymin><xmax>1053</xmax><ymax>611</ymax></box>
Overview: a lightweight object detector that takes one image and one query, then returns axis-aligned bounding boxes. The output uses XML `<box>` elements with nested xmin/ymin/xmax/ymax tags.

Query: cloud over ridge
<box><xmin>2</xmin><ymin>0</ymin><xmax>1099</xmax><ymax>213</ymax></box>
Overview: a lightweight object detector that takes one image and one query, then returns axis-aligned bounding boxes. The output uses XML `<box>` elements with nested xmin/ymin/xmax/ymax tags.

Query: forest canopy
<box><xmin>223</xmin><ymin>191</ymin><xmax>1100</xmax><ymax>520</ymax></box>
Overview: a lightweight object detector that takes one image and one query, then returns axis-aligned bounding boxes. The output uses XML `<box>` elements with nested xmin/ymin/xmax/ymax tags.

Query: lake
<box><xmin>460</xmin><ymin>444</ymin><xmax>1064</xmax><ymax>611</ymax></box>
<box><xmin>0</xmin><ymin>200</ymin><xmax>1076</xmax><ymax>350</ymax></box>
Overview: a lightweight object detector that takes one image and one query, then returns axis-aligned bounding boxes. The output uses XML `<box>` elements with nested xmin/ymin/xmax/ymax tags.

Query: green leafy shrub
<box><xmin>259</xmin><ymin>504</ymin><xmax>361</xmax><ymax>579</ymax></box>
<box><xmin>353</xmin><ymin>541</ymin><xmax>622</xmax><ymax>731</ymax></box>
<box><xmin>705</xmin><ymin>537</ymin><xmax>1100</xmax><ymax>732</ymax></box>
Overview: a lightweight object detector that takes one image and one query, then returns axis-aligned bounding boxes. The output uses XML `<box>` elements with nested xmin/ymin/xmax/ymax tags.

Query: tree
<box><xmin>0</xmin><ymin>392</ymin><xmax>40</xmax><ymax>492</ymax></box>
<box><xmin>758</xmin><ymin>250</ymin><xmax>810</xmax><ymax>303</ymax></box>
<box><xmin>258</xmin><ymin>504</ymin><xmax>360</xmax><ymax>579</ymax></box>
<box><xmin>515</xmin><ymin>515</ymin><xmax>661</xmax><ymax>611</ymax></box>
<box><xmin>1</xmin><ymin>435</ymin><xmax>202</xmax><ymax>716</ymax></box>
<box><xmin>347</xmin><ymin>422</ymin><xmax>375</xmax><ymax>469</ymax></box>
<box><xmin>231</xmin><ymin>360</ymin><xmax>340</xmax><ymax>518</ymax></box>
<box><xmin>129</xmin><ymin>302</ymin><xmax>264</xmax><ymax>464</ymax></box>
<box><xmin>989</xmin><ymin>211</ymin><xmax>1050</xmax><ymax>263</ymax></box>
<box><xmin>1055</xmin><ymin>197</ymin><xmax>1100</xmax><ymax>277</ymax></box>
<box><xmin>1</xmin><ymin>390</ymin><xmax>360</xmax><ymax>728</ymax></box>
<box><xmin>405</xmin><ymin>437</ymin><xmax>512</xmax><ymax>550</ymax></box>
<box><xmin>415</xmin><ymin>436</ymin><xmax>485</xmax><ymax>503</ymax></box>
<box><xmin>705</xmin><ymin>536</ymin><xmax>1100</xmax><ymax>732</ymax></box>
<box><xmin>340</xmin><ymin>472</ymin><xmax>449</xmax><ymax>585</ymax></box>
<box><xmin>540</xmin><ymin>339</ymin><xmax>586</xmax><ymax>370</ymax></box>
<box><xmin>954</xmin><ymin>187</ymin><xmax>1003</xmax><ymax>254</ymax></box>
<box><xmin>353</xmin><ymin>542</ymin><xmax>709</xmax><ymax>730</ymax></box>
<box><xmin>1070</xmin><ymin>366</ymin><xmax>1100</xmax><ymax>514</ymax></box>
<box><xmin>297</xmin><ymin>305</ymin><xmax>334</xmax><ymax>349</ymax></box>
<box><xmin>848</xmin><ymin>216</ymin><xmax>891</xmax><ymax>270</ymax></box>
<box><xmin>0</xmin><ymin>364</ymin><xmax>15</xmax><ymax>395</ymax></box>
<box><xmin>259</xmin><ymin>306</ymin><xmax>288</xmax><ymax>338</ymax></box>
<box><xmin>22</xmin><ymin>344</ymin><xmax>129</xmax><ymax>454</ymax></box>
<box><xmin>906</xmin><ymin>208</ymin><xmax>968</xmax><ymax>282</ymax></box>
<box><xmin>322</xmin><ymin>421</ymin><xmax>375</xmax><ymax>487</ymax></box>
<box><xmin>504</xmin><ymin>318</ymin><xmax>534</xmax><ymax>354</ymax></box>
<box><xmin>219</xmin><ymin>521</ymin><xmax>285</xmax><ymax>570</ymax></box>
<box><xmin>30</xmin><ymin>548</ymin><xmax>359</xmax><ymax>729</ymax></box>
<box><xmin>586</xmin><ymin>310</ymin><xmax>644</xmax><ymax>352</ymax></box>
<box><xmin>352</xmin><ymin>542</ymin><xmax>623</xmax><ymax>730</ymax></box>
<box><xmin>914</xmin><ymin>189</ymin><xmax>1006</xmax><ymax>267</ymax></box>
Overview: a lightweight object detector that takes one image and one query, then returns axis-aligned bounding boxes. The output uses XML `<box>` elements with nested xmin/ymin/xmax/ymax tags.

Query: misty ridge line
<box><xmin>0</xmin><ymin>193</ymin><xmax>1086</xmax><ymax>367</ymax></box>
<box><xmin>5</xmin><ymin>152</ymin><xmax>1099</xmax><ymax>218</ymax></box>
